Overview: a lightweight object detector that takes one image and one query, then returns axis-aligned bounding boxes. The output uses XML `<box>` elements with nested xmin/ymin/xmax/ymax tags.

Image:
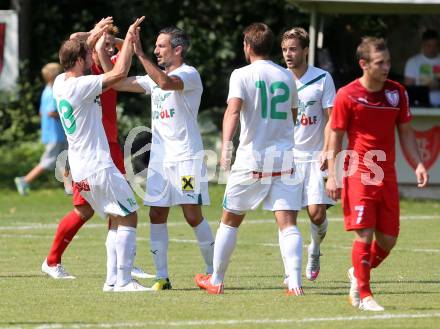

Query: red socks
<box><xmin>352</xmin><ymin>240</ymin><xmax>372</xmax><ymax>299</ymax></box>
<box><xmin>352</xmin><ymin>240</ymin><xmax>391</xmax><ymax>299</ymax></box>
<box><xmin>370</xmin><ymin>240</ymin><xmax>390</xmax><ymax>269</ymax></box>
<box><xmin>47</xmin><ymin>210</ymin><xmax>86</xmax><ymax>266</ymax></box>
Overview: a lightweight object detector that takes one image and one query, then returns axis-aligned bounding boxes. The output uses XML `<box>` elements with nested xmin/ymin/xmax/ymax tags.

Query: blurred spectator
<box><xmin>404</xmin><ymin>29</ymin><xmax>440</xmax><ymax>107</ymax></box>
<box><xmin>14</xmin><ymin>63</ymin><xmax>67</xmax><ymax>195</ymax></box>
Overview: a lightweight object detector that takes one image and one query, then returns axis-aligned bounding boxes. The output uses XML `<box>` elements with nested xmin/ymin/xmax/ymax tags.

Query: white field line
<box><xmin>1</xmin><ymin>312</ymin><xmax>440</xmax><ymax>329</ymax></box>
<box><xmin>0</xmin><ymin>215</ymin><xmax>438</xmax><ymax>232</ymax></box>
<box><xmin>1</xmin><ymin>234</ymin><xmax>438</xmax><ymax>254</ymax></box>
<box><xmin>0</xmin><ymin>234</ymin><xmax>53</xmax><ymax>239</ymax></box>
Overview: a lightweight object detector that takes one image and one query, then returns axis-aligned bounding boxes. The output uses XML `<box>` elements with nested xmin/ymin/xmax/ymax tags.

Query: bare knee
<box><xmin>184</xmin><ymin>213</ymin><xmax>203</xmax><ymax>227</ymax></box>
<box><xmin>182</xmin><ymin>205</ymin><xmax>203</xmax><ymax>227</ymax></box>
<box><xmin>307</xmin><ymin>205</ymin><xmax>327</xmax><ymax>225</ymax></box>
<box><xmin>74</xmin><ymin>205</ymin><xmax>94</xmax><ymax>221</ymax></box>
<box><xmin>115</xmin><ymin>212</ymin><xmax>138</xmax><ymax>228</ymax></box>
<box><xmin>375</xmin><ymin>232</ymin><xmax>397</xmax><ymax>251</ymax></box>
<box><xmin>149</xmin><ymin>207</ymin><xmax>169</xmax><ymax>224</ymax></box>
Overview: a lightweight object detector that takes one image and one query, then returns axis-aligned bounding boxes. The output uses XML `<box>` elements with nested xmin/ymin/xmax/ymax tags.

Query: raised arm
<box><xmin>95</xmin><ymin>32</ymin><xmax>114</xmax><ymax>73</ymax></box>
<box><xmin>69</xmin><ymin>17</ymin><xmax>114</xmax><ymax>50</ymax></box>
<box><xmin>397</xmin><ymin>122</ymin><xmax>429</xmax><ymax>187</ymax></box>
<box><xmin>102</xmin><ymin>16</ymin><xmax>145</xmax><ymax>90</ymax></box>
<box><xmin>112</xmin><ymin>76</ymin><xmax>145</xmax><ymax>93</ymax></box>
<box><xmin>133</xmin><ymin>30</ymin><xmax>183</xmax><ymax>91</ymax></box>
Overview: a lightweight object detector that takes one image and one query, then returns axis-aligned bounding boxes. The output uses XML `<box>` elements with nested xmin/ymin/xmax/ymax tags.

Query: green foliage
<box><xmin>11</xmin><ymin>0</ymin><xmax>308</xmax><ymax>116</ymax></box>
<box><xmin>0</xmin><ymin>142</ymin><xmax>42</xmax><ymax>188</ymax></box>
<box><xmin>0</xmin><ymin>141</ymin><xmax>63</xmax><ymax>189</ymax></box>
<box><xmin>0</xmin><ymin>62</ymin><xmax>42</xmax><ymax>146</ymax></box>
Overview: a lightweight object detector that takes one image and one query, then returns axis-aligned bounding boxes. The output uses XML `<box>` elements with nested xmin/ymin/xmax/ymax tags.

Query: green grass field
<box><xmin>0</xmin><ymin>185</ymin><xmax>439</xmax><ymax>329</ymax></box>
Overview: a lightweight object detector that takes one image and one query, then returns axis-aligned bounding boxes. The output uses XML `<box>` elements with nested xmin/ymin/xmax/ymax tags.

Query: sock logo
<box><xmin>361</xmin><ymin>259</ymin><xmax>371</xmax><ymax>266</ymax></box>
<box><xmin>150</xmin><ymin>249</ymin><xmax>158</xmax><ymax>255</ymax></box>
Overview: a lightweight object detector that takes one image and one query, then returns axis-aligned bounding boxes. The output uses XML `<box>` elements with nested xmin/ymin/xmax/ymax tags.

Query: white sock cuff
<box><xmin>150</xmin><ymin>223</ymin><xmax>168</xmax><ymax>233</ymax></box>
<box><xmin>219</xmin><ymin>222</ymin><xmax>238</xmax><ymax>231</ymax></box>
<box><xmin>193</xmin><ymin>218</ymin><xmax>208</xmax><ymax>231</ymax></box>
<box><xmin>281</xmin><ymin>225</ymin><xmax>300</xmax><ymax>237</ymax></box>
<box><xmin>118</xmin><ymin>225</ymin><xmax>136</xmax><ymax>232</ymax></box>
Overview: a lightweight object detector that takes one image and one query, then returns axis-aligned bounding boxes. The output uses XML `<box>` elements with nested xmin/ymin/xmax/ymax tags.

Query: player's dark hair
<box><xmin>422</xmin><ymin>29</ymin><xmax>439</xmax><ymax>42</ymax></box>
<box><xmin>59</xmin><ymin>38</ymin><xmax>89</xmax><ymax>70</ymax></box>
<box><xmin>281</xmin><ymin>27</ymin><xmax>309</xmax><ymax>49</ymax></box>
<box><xmin>356</xmin><ymin>36</ymin><xmax>387</xmax><ymax>62</ymax></box>
<box><xmin>159</xmin><ymin>26</ymin><xmax>190</xmax><ymax>57</ymax></box>
<box><xmin>243</xmin><ymin>23</ymin><xmax>274</xmax><ymax>56</ymax></box>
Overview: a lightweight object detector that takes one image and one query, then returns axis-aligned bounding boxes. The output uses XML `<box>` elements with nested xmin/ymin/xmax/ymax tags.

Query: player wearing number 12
<box><xmin>195</xmin><ymin>23</ymin><xmax>303</xmax><ymax>295</ymax></box>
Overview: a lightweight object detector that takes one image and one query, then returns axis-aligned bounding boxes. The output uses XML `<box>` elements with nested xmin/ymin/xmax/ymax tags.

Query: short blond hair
<box><xmin>41</xmin><ymin>62</ymin><xmax>62</xmax><ymax>83</ymax></box>
<box><xmin>281</xmin><ymin>27</ymin><xmax>309</xmax><ymax>49</ymax></box>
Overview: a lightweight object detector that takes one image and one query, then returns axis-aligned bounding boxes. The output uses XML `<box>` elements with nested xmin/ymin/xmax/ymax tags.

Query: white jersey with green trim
<box><xmin>292</xmin><ymin>65</ymin><xmax>335</xmax><ymax>160</ymax></box>
<box><xmin>227</xmin><ymin>60</ymin><xmax>298</xmax><ymax>172</ymax></box>
<box><xmin>53</xmin><ymin>73</ymin><xmax>113</xmax><ymax>182</ymax></box>
<box><xmin>136</xmin><ymin>64</ymin><xmax>204</xmax><ymax>163</ymax></box>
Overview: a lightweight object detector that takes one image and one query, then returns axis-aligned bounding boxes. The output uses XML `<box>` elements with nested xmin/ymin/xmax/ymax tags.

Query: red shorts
<box><xmin>109</xmin><ymin>142</ymin><xmax>125</xmax><ymax>174</ymax></box>
<box><xmin>342</xmin><ymin>176</ymin><xmax>400</xmax><ymax>237</ymax></box>
<box><xmin>72</xmin><ymin>142</ymin><xmax>126</xmax><ymax>206</ymax></box>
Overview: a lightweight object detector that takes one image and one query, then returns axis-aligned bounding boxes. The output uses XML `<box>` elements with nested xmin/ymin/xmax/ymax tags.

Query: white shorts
<box><xmin>223</xmin><ymin>167</ymin><xmax>302</xmax><ymax>213</ymax></box>
<box><xmin>144</xmin><ymin>159</ymin><xmax>210</xmax><ymax>207</ymax></box>
<box><xmin>75</xmin><ymin>166</ymin><xmax>139</xmax><ymax>219</ymax></box>
<box><xmin>295</xmin><ymin>161</ymin><xmax>335</xmax><ymax>208</ymax></box>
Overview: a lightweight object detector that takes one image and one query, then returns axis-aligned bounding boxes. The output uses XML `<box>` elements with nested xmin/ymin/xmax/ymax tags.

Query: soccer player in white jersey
<box><xmin>51</xmin><ymin>16</ymin><xmax>150</xmax><ymax>292</ymax></box>
<box><xmin>281</xmin><ymin>27</ymin><xmax>336</xmax><ymax>281</ymax></box>
<box><xmin>195</xmin><ymin>23</ymin><xmax>304</xmax><ymax>295</ymax></box>
<box><xmin>114</xmin><ymin>26</ymin><xmax>214</xmax><ymax>290</ymax></box>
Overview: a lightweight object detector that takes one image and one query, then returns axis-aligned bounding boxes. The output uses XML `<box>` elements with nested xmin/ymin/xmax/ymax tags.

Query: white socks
<box><xmin>279</xmin><ymin>226</ymin><xmax>303</xmax><ymax>290</ymax></box>
<box><xmin>105</xmin><ymin>229</ymin><xmax>117</xmax><ymax>286</ymax></box>
<box><xmin>211</xmin><ymin>222</ymin><xmax>238</xmax><ymax>285</ymax></box>
<box><xmin>115</xmin><ymin>225</ymin><xmax>136</xmax><ymax>287</ymax></box>
<box><xmin>278</xmin><ymin>229</ymin><xmax>288</xmax><ymax>277</ymax></box>
<box><xmin>310</xmin><ymin>217</ymin><xmax>328</xmax><ymax>255</ymax></box>
<box><xmin>193</xmin><ymin>218</ymin><xmax>215</xmax><ymax>274</ymax></box>
<box><xmin>150</xmin><ymin>223</ymin><xmax>169</xmax><ymax>279</ymax></box>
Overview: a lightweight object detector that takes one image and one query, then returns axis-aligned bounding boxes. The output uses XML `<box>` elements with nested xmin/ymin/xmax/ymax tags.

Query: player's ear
<box><xmin>304</xmin><ymin>46</ymin><xmax>309</xmax><ymax>57</ymax></box>
<box><xmin>359</xmin><ymin>58</ymin><xmax>368</xmax><ymax>70</ymax></box>
<box><xmin>174</xmin><ymin>45</ymin><xmax>183</xmax><ymax>57</ymax></box>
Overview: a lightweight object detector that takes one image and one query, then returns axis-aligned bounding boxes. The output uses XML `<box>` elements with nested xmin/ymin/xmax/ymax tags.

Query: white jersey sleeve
<box><xmin>322</xmin><ymin>72</ymin><xmax>336</xmax><ymax>109</ymax></box>
<box><xmin>170</xmin><ymin>66</ymin><xmax>201</xmax><ymax>92</ymax></box>
<box><xmin>77</xmin><ymin>74</ymin><xmax>103</xmax><ymax>101</ymax></box>
<box><xmin>227</xmin><ymin>69</ymin><xmax>245</xmax><ymax>102</ymax></box>
<box><xmin>135</xmin><ymin>75</ymin><xmax>153</xmax><ymax>95</ymax></box>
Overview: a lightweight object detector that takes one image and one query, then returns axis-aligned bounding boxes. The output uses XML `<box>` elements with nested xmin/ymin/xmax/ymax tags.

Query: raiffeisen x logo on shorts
<box><xmin>181</xmin><ymin>176</ymin><xmax>195</xmax><ymax>191</ymax></box>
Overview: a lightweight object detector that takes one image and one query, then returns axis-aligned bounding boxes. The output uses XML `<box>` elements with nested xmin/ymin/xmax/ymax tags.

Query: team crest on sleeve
<box><xmin>385</xmin><ymin>89</ymin><xmax>399</xmax><ymax>107</ymax></box>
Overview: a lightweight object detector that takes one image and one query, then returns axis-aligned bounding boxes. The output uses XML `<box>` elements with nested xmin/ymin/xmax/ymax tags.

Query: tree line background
<box><xmin>0</xmin><ymin>0</ymin><xmax>438</xmax><ymax>187</ymax></box>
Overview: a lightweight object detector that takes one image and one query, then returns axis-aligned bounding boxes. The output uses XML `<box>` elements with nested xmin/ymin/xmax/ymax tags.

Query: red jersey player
<box><xmin>326</xmin><ymin>37</ymin><xmax>428</xmax><ymax>311</ymax></box>
<box><xmin>42</xmin><ymin>19</ymin><xmax>152</xmax><ymax>285</ymax></box>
